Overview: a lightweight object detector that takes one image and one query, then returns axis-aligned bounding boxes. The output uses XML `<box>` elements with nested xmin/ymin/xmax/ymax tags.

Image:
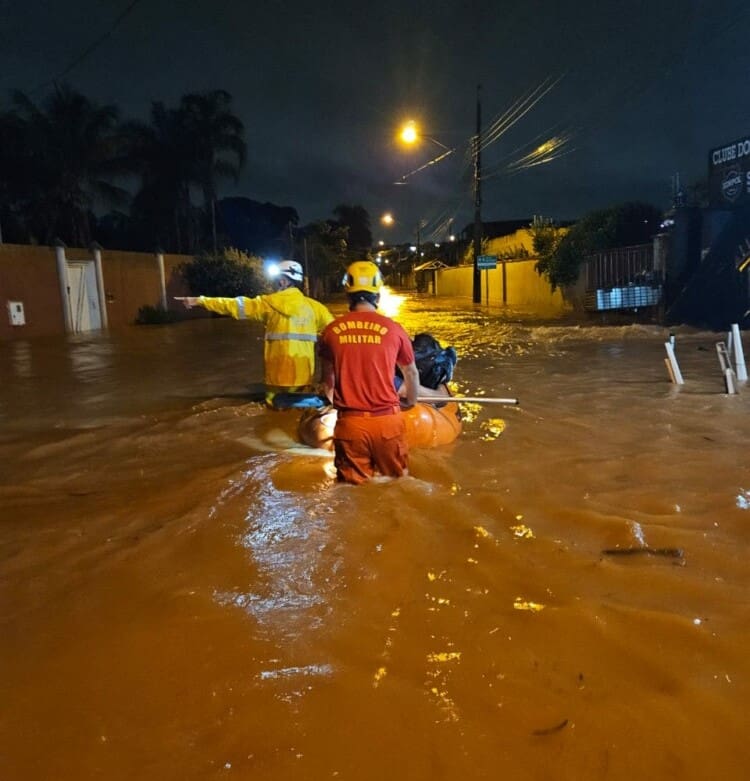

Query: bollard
<box><xmin>731</xmin><ymin>323</ymin><xmax>747</xmax><ymax>381</ymax></box>
<box><xmin>725</xmin><ymin>369</ymin><xmax>738</xmax><ymax>394</ymax></box>
<box><xmin>664</xmin><ymin>341</ymin><xmax>684</xmax><ymax>384</ymax></box>
<box><xmin>716</xmin><ymin>342</ymin><xmax>739</xmax><ymax>394</ymax></box>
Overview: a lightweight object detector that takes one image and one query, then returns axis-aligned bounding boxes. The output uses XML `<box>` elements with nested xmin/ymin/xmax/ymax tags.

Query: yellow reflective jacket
<box><xmin>198</xmin><ymin>288</ymin><xmax>333</xmax><ymax>391</ymax></box>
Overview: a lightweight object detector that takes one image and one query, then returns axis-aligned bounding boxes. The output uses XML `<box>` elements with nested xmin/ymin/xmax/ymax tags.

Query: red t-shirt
<box><xmin>319</xmin><ymin>310</ymin><xmax>415</xmax><ymax>414</ymax></box>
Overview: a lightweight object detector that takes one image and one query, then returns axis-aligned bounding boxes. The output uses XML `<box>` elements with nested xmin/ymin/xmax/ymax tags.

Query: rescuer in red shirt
<box><xmin>318</xmin><ymin>261</ymin><xmax>419</xmax><ymax>484</ymax></box>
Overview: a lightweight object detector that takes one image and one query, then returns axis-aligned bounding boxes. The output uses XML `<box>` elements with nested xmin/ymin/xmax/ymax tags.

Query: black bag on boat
<box><xmin>410</xmin><ymin>333</ymin><xmax>458</xmax><ymax>390</ymax></box>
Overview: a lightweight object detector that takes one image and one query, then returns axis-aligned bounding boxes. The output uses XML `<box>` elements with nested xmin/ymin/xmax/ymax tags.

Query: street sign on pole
<box><xmin>477</xmin><ymin>254</ymin><xmax>497</xmax><ymax>270</ymax></box>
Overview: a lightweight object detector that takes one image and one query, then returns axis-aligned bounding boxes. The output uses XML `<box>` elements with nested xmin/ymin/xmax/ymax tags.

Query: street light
<box><xmin>394</xmin><ymin>120</ymin><xmax>455</xmax><ymax>185</ymax></box>
<box><xmin>395</xmin><ymin>102</ymin><xmax>482</xmax><ymax>303</ymax></box>
<box><xmin>399</xmin><ymin>120</ymin><xmax>452</xmax><ymax>153</ymax></box>
<box><xmin>384</xmin><ymin>211</ymin><xmax>424</xmax><ymax>262</ymax></box>
<box><xmin>400</xmin><ymin>121</ymin><xmax>418</xmax><ymax>145</ymax></box>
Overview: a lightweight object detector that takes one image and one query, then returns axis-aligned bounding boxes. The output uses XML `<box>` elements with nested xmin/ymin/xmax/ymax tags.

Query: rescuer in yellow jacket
<box><xmin>176</xmin><ymin>260</ymin><xmax>333</xmax><ymax>404</ymax></box>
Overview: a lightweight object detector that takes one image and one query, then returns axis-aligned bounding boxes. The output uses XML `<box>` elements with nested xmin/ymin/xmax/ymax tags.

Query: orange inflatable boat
<box><xmin>297</xmin><ymin>396</ymin><xmax>462</xmax><ymax>451</ymax></box>
<box><xmin>297</xmin><ymin>333</ymin><xmax>462</xmax><ymax>451</ymax></box>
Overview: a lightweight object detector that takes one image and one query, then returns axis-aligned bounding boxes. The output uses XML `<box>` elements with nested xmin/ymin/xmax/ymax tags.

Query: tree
<box><xmin>299</xmin><ymin>220</ymin><xmax>348</xmax><ymax>297</ymax></box>
<box><xmin>0</xmin><ymin>109</ymin><xmax>29</xmax><ymax>242</ymax></box>
<box><xmin>180</xmin><ymin>90</ymin><xmax>246</xmax><ymax>253</ymax></box>
<box><xmin>122</xmin><ymin>90</ymin><xmax>246</xmax><ymax>254</ymax></box>
<box><xmin>218</xmin><ymin>197</ymin><xmax>299</xmax><ymax>256</ymax></box>
<box><xmin>332</xmin><ymin>204</ymin><xmax>372</xmax><ymax>254</ymax></box>
<box><xmin>534</xmin><ymin>202</ymin><xmax>663</xmax><ymax>290</ymax></box>
<box><xmin>181</xmin><ymin>247</ymin><xmax>266</xmax><ymax>297</ymax></box>
<box><xmin>0</xmin><ymin>84</ymin><xmax>126</xmax><ymax>246</ymax></box>
<box><xmin>122</xmin><ymin>101</ymin><xmax>198</xmax><ymax>253</ymax></box>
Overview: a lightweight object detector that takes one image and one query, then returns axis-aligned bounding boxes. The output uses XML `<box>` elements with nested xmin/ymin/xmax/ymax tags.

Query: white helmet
<box><xmin>278</xmin><ymin>260</ymin><xmax>304</xmax><ymax>283</ymax></box>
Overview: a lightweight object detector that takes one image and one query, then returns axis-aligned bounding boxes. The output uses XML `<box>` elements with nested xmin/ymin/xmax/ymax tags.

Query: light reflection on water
<box><xmin>213</xmin><ymin>460</ymin><xmax>341</xmax><ymax>637</ymax></box>
<box><xmin>2</xmin><ymin>295</ymin><xmax>750</xmax><ymax>780</ymax></box>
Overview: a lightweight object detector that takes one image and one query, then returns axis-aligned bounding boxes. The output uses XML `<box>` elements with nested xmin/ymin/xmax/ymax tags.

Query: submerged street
<box><xmin>1</xmin><ymin>294</ymin><xmax>749</xmax><ymax>780</ymax></box>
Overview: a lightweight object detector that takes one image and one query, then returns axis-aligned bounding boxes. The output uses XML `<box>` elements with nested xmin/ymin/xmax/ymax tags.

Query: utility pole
<box><xmin>303</xmin><ymin>237</ymin><xmax>310</xmax><ymax>296</ymax></box>
<box><xmin>472</xmin><ymin>84</ymin><xmax>482</xmax><ymax>304</ymax></box>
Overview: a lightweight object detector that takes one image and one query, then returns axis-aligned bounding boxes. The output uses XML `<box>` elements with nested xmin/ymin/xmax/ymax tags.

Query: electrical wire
<box><xmin>29</xmin><ymin>0</ymin><xmax>146</xmax><ymax>94</ymax></box>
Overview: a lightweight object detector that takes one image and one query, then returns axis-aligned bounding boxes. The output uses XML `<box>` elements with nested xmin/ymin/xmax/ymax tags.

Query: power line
<box><xmin>29</xmin><ymin>0</ymin><xmax>146</xmax><ymax>95</ymax></box>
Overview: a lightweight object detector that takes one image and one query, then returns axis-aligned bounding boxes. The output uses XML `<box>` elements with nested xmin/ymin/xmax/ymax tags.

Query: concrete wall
<box><xmin>436</xmin><ymin>225</ymin><xmax>582</xmax><ymax>316</ymax></box>
<box><xmin>97</xmin><ymin>249</ymin><xmax>189</xmax><ymax>327</ymax></box>
<box><xmin>428</xmin><ymin>259</ymin><xmax>575</xmax><ymax>317</ymax></box>
<box><xmin>0</xmin><ymin>243</ymin><xmax>191</xmax><ymax>340</ymax></box>
<box><xmin>0</xmin><ymin>244</ymin><xmax>65</xmax><ymax>339</ymax></box>
<box><xmin>485</xmin><ymin>228</ymin><xmax>536</xmax><ymax>258</ymax></box>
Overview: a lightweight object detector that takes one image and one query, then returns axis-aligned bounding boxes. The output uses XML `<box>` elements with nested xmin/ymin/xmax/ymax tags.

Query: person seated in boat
<box><xmin>395</xmin><ymin>333</ymin><xmax>458</xmax><ymax>403</ymax></box>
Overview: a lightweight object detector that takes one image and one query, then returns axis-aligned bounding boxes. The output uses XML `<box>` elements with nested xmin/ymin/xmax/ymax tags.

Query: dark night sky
<box><xmin>3</xmin><ymin>0</ymin><xmax>750</xmax><ymax>242</ymax></box>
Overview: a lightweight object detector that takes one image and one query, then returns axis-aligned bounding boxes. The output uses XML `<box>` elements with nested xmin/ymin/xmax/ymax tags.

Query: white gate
<box><xmin>66</xmin><ymin>261</ymin><xmax>102</xmax><ymax>332</ymax></box>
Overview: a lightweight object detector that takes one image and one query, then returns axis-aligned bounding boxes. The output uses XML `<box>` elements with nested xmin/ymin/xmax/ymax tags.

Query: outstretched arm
<box><xmin>174</xmin><ymin>295</ymin><xmax>267</xmax><ymax>320</ymax></box>
<box><xmin>174</xmin><ymin>296</ymin><xmax>202</xmax><ymax>309</ymax></box>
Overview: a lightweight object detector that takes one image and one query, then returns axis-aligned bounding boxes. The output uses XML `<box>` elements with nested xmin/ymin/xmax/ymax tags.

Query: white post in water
<box><xmin>54</xmin><ymin>241</ymin><xmax>73</xmax><ymax>334</ymax></box>
<box><xmin>156</xmin><ymin>251</ymin><xmax>167</xmax><ymax>311</ymax></box>
<box><xmin>731</xmin><ymin>323</ymin><xmax>747</xmax><ymax>381</ymax></box>
<box><xmin>664</xmin><ymin>341</ymin><xmax>684</xmax><ymax>384</ymax></box>
<box><xmin>90</xmin><ymin>242</ymin><xmax>109</xmax><ymax>330</ymax></box>
<box><xmin>716</xmin><ymin>342</ymin><xmax>739</xmax><ymax>394</ymax></box>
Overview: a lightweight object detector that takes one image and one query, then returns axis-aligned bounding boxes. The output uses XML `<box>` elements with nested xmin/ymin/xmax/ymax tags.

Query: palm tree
<box><xmin>180</xmin><ymin>90</ymin><xmax>246</xmax><ymax>253</ymax></box>
<box><xmin>123</xmin><ymin>90</ymin><xmax>245</xmax><ymax>253</ymax></box>
<box><xmin>0</xmin><ymin>109</ymin><xmax>28</xmax><ymax>242</ymax></box>
<box><xmin>333</xmin><ymin>204</ymin><xmax>372</xmax><ymax>255</ymax></box>
<box><xmin>0</xmin><ymin>84</ymin><xmax>126</xmax><ymax>246</ymax></box>
<box><xmin>121</xmin><ymin>101</ymin><xmax>197</xmax><ymax>252</ymax></box>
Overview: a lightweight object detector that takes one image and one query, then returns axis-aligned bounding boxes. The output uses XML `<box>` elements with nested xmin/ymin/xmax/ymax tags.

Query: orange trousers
<box><xmin>332</xmin><ymin>413</ymin><xmax>409</xmax><ymax>484</ymax></box>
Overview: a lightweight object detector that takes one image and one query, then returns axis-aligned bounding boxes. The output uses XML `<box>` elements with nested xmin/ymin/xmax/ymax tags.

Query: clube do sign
<box><xmin>708</xmin><ymin>134</ymin><xmax>750</xmax><ymax>206</ymax></box>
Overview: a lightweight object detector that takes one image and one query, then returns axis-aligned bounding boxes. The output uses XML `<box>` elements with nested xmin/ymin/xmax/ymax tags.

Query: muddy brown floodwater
<box><xmin>1</xmin><ymin>292</ymin><xmax>749</xmax><ymax>780</ymax></box>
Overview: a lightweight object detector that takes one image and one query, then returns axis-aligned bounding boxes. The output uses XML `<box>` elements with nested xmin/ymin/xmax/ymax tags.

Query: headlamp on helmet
<box><xmin>276</xmin><ymin>260</ymin><xmax>303</xmax><ymax>283</ymax></box>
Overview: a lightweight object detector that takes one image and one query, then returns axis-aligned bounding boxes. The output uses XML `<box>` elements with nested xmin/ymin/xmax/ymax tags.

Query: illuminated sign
<box><xmin>708</xmin><ymin>135</ymin><xmax>750</xmax><ymax>207</ymax></box>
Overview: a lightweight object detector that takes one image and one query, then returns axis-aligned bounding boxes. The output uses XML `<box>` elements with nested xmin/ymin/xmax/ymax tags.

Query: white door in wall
<box><xmin>66</xmin><ymin>261</ymin><xmax>102</xmax><ymax>333</ymax></box>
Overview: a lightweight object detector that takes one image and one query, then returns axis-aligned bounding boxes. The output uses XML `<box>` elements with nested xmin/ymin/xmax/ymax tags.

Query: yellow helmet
<box><xmin>342</xmin><ymin>261</ymin><xmax>383</xmax><ymax>294</ymax></box>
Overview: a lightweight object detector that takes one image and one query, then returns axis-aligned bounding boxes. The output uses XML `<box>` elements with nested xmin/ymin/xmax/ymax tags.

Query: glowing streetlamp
<box><xmin>395</xmin><ymin>97</ymin><xmax>481</xmax><ymax>302</ymax></box>
<box><xmin>398</xmin><ymin>120</ymin><xmax>452</xmax><ymax>153</ymax></box>
<box><xmin>400</xmin><ymin>121</ymin><xmax>418</xmax><ymax>145</ymax></box>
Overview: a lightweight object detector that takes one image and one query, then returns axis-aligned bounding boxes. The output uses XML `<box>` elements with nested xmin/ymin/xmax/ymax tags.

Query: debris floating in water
<box><xmin>532</xmin><ymin>718</ymin><xmax>569</xmax><ymax>736</ymax></box>
<box><xmin>601</xmin><ymin>547</ymin><xmax>684</xmax><ymax>559</ymax></box>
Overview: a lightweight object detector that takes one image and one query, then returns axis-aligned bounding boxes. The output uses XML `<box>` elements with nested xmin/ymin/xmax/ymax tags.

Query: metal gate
<box><xmin>584</xmin><ymin>243</ymin><xmax>662</xmax><ymax>311</ymax></box>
